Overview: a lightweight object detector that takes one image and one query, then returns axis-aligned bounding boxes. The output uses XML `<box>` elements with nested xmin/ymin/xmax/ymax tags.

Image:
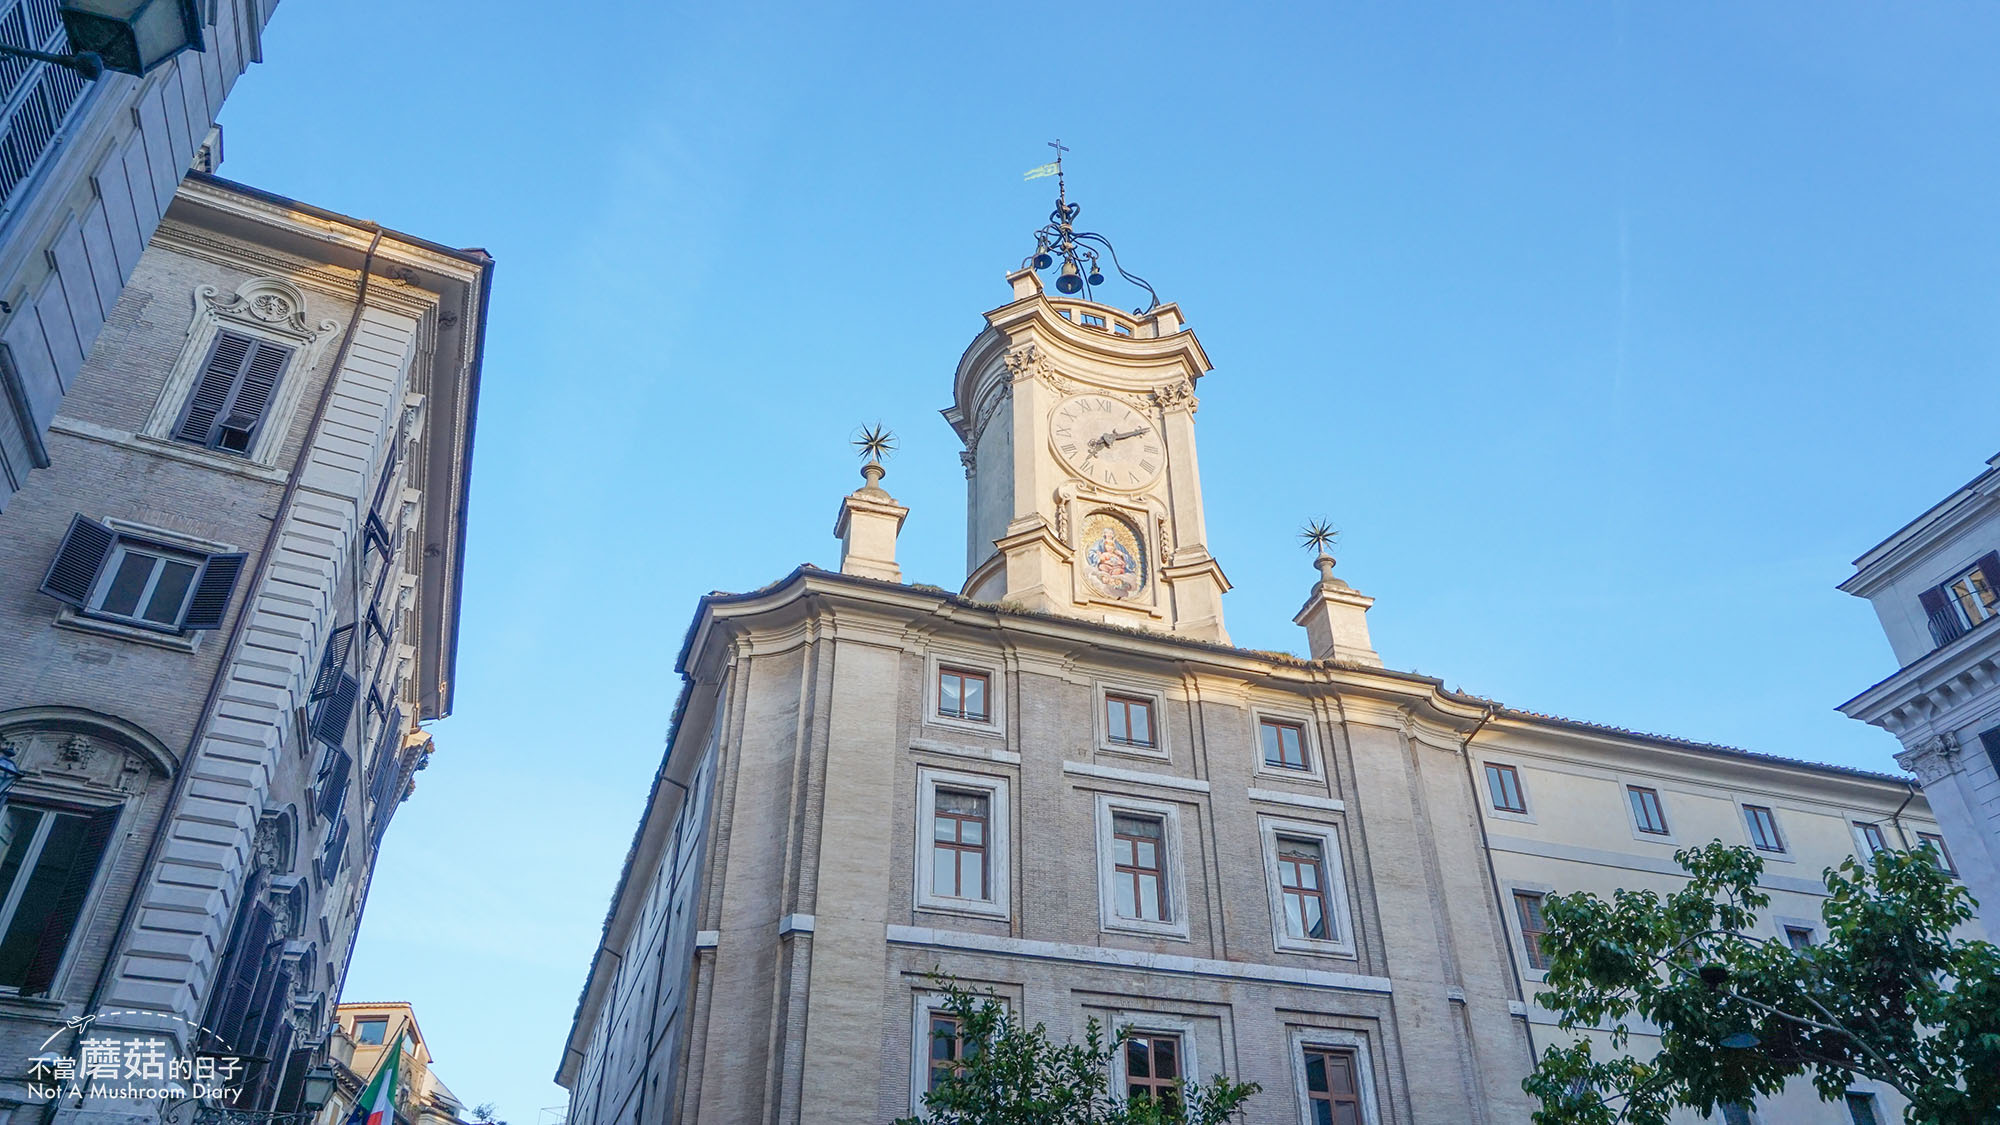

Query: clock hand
<box><xmin>1104</xmin><ymin>428</ymin><xmax>1148</xmax><ymax>444</ymax></box>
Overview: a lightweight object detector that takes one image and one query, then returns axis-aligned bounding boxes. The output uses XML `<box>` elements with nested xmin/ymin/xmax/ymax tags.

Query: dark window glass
<box><xmin>926</xmin><ymin>1012</ymin><xmax>963</xmax><ymax>1093</ymax></box>
<box><xmin>1628</xmin><ymin>786</ymin><xmax>1669</xmax><ymax>835</ymax></box>
<box><xmin>1918</xmin><ymin>832</ymin><xmax>1956</xmax><ymax>874</ymax></box>
<box><xmin>1486</xmin><ymin>764</ymin><xmax>1526</xmax><ymax>813</ymax></box>
<box><xmin>1744</xmin><ymin>806</ymin><xmax>1785</xmax><ymax>852</ymax></box>
<box><xmin>1784</xmin><ymin>926</ymin><xmax>1814</xmax><ymax>950</ymax></box>
<box><xmin>1277</xmin><ymin>837</ymin><xmax>1331</xmax><ymax>940</ymax></box>
<box><xmin>1856</xmin><ymin>822</ymin><xmax>1887</xmax><ymax>856</ymax></box>
<box><xmin>1845</xmin><ymin>1094</ymin><xmax>1880</xmax><ymax>1125</ymax></box>
<box><xmin>1303</xmin><ymin>1046</ymin><xmax>1363</xmax><ymax>1125</ymax></box>
<box><xmin>354</xmin><ymin>1018</ymin><xmax>387</xmax><ymax>1045</ymax></box>
<box><xmin>1111</xmin><ymin>814</ymin><xmax>1167</xmax><ymax>922</ymax></box>
<box><xmin>1125</xmin><ymin>1033</ymin><xmax>1180</xmax><ymax>1111</ymax></box>
<box><xmin>1722</xmin><ymin>1105</ymin><xmax>1754</xmax><ymax>1125</ymax></box>
<box><xmin>938</xmin><ymin>668</ymin><xmax>989</xmax><ymax>722</ymax></box>
<box><xmin>0</xmin><ymin>808</ymin><xmax>91</xmax><ymax>985</ymax></box>
<box><xmin>930</xmin><ymin>790</ymin><xmax>989</xmax><ymax>900</ymax></box>
<box><xmin>1106</xmin><ymin>694</ymin><xmax>1155</xmax><ymax>748</ymax></box>
<box><xmin>1261</xmin><ymin>719</ymin><xmax>1307</xmax><ymax>770</ymax></box>
<box><xmin>89</xmin><ymin>544</ymin><xmax>202</xmax><ymax>628</ymax></box>
<box><xmin>1514</xmin><ymin>890</ymin><xmax>1551</xmax><ymax>971</ymax></box>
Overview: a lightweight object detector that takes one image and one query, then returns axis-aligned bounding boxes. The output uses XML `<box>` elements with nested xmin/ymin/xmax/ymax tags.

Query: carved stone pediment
<box><xmin>198</xmin><ymin>278</ymin><xmax>339</xmax><ymax>343</ymax></box>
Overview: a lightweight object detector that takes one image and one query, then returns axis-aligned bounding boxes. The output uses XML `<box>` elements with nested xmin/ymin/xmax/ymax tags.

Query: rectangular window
<box><xmin>1918</xmin><ymin>832</ymin><xmax>1956</xmax><ymax>874</ymax></box>
<box><xmin>38</xmin><ymin>516</ymin><xmax>247</xmax><ymax>633</ymax></box>
<box><xmin>1514</xmin><ymin>890</ymin><xmax>1551</xmax><ymax>971</ymax></box>
<box><xmin>1845</xmin><ymin>1093</ymin><xmax>1881</xmax><ymax>1125</ymax></box>
<box><xmin>0</xmin><ymin>804</ymin><xmax>117</xmax><ymax>993</ymax></box>
<box><xmin>1628</xmin><ymin>786</ymin><xmax>1669</xmax><ymax>835</ymax></box>
<box><xmin>1485</xmin><ymin>763</ymin><xmax>1526</xmax><ymax>814</ymax></box>
<box><xmin>937</xmin><ymin>667</ymin><xmax>989</xmax><ymax>723</ymax></box>
<box><xmin>1944</xmin><ymin>562</ymin><xmax>1999</xmax><ymax>629</ymax></box>
<box><xmin>1112</xmin><ymin>814</ymin><xmax>1168</xmax><ymax>923</ymax></box>
<box><xmin>1080</xmin><ymin>312</ymin><xmax>1106</xmax><ymax>328</ymax></box>
<box><xmin>925</xmin><ymin>1011</ymin><xmax>964</xmax><ymax>1094</ymax></box>
<box><xmin>1105</xmin><ymin>694</ymin><xmax>1156</xmax><ymax>748</ymax></box>
<box><xmin>1276</xmin><ymin>837</ymin><xmax>1331</xmax><ymax>941</ymax></box>
<box><xmin>1124</xmin><ymin>1033</ymin><xmax>1180</xmax><ymax>1111</ymax></box>
<box><xmin>1722</xmin><ymin>1105</ymin><xmax>1754</xmax><ymax>1125</ymax></box>
<box><xmin>92</xmin><ymin>543</ymin><xmax>202</xmax><ymax>628</ymax></box>
<box><xmin>1261</xmin><ymin>719</ymin><xmax>1308</xmax><ymax>770</ymax></box>
<box><xmin>1855</xmin><ymin>821</ymin><xmax>1887</xmax><ymax>857</ymax></box>
<box><xmin>1783</xmin><ymin>925</ymin><xmax>1815</xmax><ymax>950</ymax></box>
<box><xmin>172</xmin><ymin>332</ymin><xmax>294</xmax><ymax>455</ymax></box>
<box><xmin>930</xmin><ymin>790</ymin><xmax>989</xmax><ymax>900</ymax></box>
<box><xmin>1302</xmin><ymin>1046</ymin><xmax>1363</xmax><ymax>1125</ymax></box>
<box><xmin>353</xmin><ymin>1018</ymin><xmax>387</xmax><ymax>1045</ymax></box>
<box><xmin>1743</xmin><ymin>805</ymin><xmax>1785</xmax><ymax>853</ymax></box>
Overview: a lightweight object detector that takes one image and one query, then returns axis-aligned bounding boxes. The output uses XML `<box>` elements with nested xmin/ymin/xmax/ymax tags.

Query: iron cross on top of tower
<box><xmin>1023</xmin><ymin>142</ymin><xmax>1161</xmax><ymax>313</ymax></box>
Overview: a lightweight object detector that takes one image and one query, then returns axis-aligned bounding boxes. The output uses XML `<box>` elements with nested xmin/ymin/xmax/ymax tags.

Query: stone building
<box><xmin>0</xmin><ymin>170</ymin><xmax>488</xmax><ymax>1121</ymax></box>
<box><xmin>1838</xmin><ymin>451</ymin><xmax>2000</xmax><ymax>926</ymax></box>
<box><xmin>0</xmin><ymin>0</ymin><xmax>281</xmax><ymax>512</ymax></box>
<box><xmin>555</xmin><ymin>237</ymin><xmax>1963</xmax><ymax>1124</ymax></box>
<box><xmin>316</xmin><ymin>1002</ymin><xmax>472</xmax><ymax>1125</ymax></box>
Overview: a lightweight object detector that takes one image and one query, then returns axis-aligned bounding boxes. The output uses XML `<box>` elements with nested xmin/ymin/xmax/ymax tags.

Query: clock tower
<box><xmin>943</xmin><ymin>266</ymin><xmax>1231</xmax><ymax>642</ymax></box>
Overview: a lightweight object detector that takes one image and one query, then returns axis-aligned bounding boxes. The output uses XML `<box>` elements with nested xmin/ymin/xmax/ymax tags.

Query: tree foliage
<box><xmin>1522</xmin><ymin>840</ymin><xmax>2000</xmax><ymax>1124</ymax></box>
<box><xmin>893</xmin><ymin>976</ymin><xmax>1258</xmax><ymax>1125</ymax></box>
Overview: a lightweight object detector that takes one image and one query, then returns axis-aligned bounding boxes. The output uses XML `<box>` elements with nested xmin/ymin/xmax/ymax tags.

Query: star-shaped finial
<box><xmin>853</xmin><ymin>423</ymin><xmax>897</xmax><ymax>463</ymax></box>
<box><xmin>1299</xmin><ymin>519</ymin><xmax>1338</xmax><ymax>555</ymax></box>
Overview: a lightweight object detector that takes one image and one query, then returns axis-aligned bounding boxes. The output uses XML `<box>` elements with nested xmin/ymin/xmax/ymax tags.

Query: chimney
<box><xmin>1292</xmin><ymin>554</ymin><xmax>1381</xmax><ymax>667</ymax></box>
<box><xmin>833</xmin><ymin>459</ymin><xmax>908</xmax><ymax>582</ymax></box>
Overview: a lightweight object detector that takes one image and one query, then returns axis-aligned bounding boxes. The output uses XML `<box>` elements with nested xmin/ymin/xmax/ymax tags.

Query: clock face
<box><xmin>1050</xmin><ymin>395</ymin><xmax>1163</xmax><ymax>491</ymax></box>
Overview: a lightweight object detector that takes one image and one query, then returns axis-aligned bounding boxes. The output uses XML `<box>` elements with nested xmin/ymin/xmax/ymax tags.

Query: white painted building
<box><xmin>1839</xmin><ymin>451</ymin><xmax>2000</xmax><ymax>925</ymax></box>
<box><xmin>0</xmin><ymin>0</ymin><xmax>279</xmax><ymax>512</ymax></box>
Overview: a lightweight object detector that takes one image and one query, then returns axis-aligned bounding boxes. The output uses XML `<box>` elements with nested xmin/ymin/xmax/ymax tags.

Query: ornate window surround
<box><xmin>140</xmin><ymin>278</ymin><xmax>340</xmax><ymax>467</ymax></box>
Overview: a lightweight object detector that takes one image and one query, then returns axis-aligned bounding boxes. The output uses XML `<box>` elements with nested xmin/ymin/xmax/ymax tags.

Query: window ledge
<box><xmin>53</xmin><ymin>607</ymin><xmax>202</xmax><ymax>652</ymax></box>
<box><xmin>909</xmin><ymin>738</ymin><xmax>1019</xmax><ymax>765</ymax></box>
<box><xmin>1101</xmin><ymin>920</ymin><xmax>1192</xmax><ymax>943</ymax></box>
<box><xmin>1094</xmin><ymin>741</ymin><xmax>1169</xmax><ymax>762</ymax></box>
<box><xmin>1273</xmin><ymin>936</ymin><xmax>1360</xmax><ymax>959</ymax></box>
<box><xmin>914</xmin><ymin>899</ymin><xmax>1010</xmax><ymax>923</ymax></box>
<box><xmin>48</xmin><ymin>418</ymin><xmax>288</xmax><ymax>483</ymax></box>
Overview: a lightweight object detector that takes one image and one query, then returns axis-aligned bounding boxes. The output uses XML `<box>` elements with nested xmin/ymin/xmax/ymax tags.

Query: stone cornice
<box><xmin>1840</xmin><ymin>453</ymin><xmax>2000</xmax><ymax>596</ymax></box>
<box><xmin>1838</xmin><ymin>624</ymin><xmax>2000</xmax><ymax>733</ymax></box>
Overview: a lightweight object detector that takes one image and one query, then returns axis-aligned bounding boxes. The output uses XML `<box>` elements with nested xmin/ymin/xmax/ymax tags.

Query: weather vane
<box><xmin>1021</xmin><ymin>141</ymin><xmax>1160</xmax><ymax>312</ymax></box>
<box><xmin>1299</xmin><ymin>519</ymin><xmax>1339</xmax><ymax>556</ymax></box>
<box><xmin>853</xmin><ymin>423</ymin><xmax>897</xmax><ymax>464</ymax></box>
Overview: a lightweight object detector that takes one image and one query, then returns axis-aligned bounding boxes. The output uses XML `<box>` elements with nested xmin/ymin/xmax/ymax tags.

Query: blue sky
<box><xmin>213</xmin><ymin>2</ymin><xmax>2000</xmax><ymax>1118</ymax></box>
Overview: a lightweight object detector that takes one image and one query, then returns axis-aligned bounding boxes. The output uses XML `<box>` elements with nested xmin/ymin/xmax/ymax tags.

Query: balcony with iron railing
<box><xmin>1926</xmin><ymin>597</ymin><xmax>1998</xmax><ymax>651</ymax></box>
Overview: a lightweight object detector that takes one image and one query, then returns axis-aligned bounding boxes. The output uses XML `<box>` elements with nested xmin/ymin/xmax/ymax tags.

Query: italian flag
<box><xmin>343</xmin><ymin>1042</ymin><xmax>403</xmax><ymax>1125</ymax></box>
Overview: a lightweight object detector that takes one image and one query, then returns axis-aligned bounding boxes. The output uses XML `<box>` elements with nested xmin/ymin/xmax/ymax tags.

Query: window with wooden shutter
<box><xmin>203</xmin><ymin>879</ymin><xmax>275</xmax><ymax>1053</ymax></box>
<box><xmin>314</xmin><ymin>747</ymin><xmax>351</xmax><ymax>823</ymax></box>
<box><xmin>365</xmin><ymin>438</ymin><xmax>401</xmax><ymax>559</ymax></box>
<box><xmin>368</xmin><ymin>707</ymin><xmax>406</xmax><ymax>846</ymax></box>
<box><xmin>38</xmin><ymin>516</ymin><xmax>245</xmax><ymax>632</ymax></box>
<box><xmin>180</xmin><ymin>552</ymin><xmax>248</xmax><ymax>630</ymax></box>
<box><xmin>316</xmin><ymin>818</ymin><xmax>349</xmax><ymax>883</ymax></box>
<box><xmin>172</xmin><ymin>332</ymin><xmax>294</xmax><ymax>455</ymax></box>
<box><xmin>310</xmin><ymin>625</ymin><xmax>356</xmax><ymax>702</ymax></box>
<box><xmin>310</xmin><ymin>672</ymin><xmax>360</xmax><ymax>748</ymax></box>
<box><xmin>2</xmin><ymin>804</ymin><xmax>119</xmax><ymax>995</ymax></box>
<box><xmin>38</xmin><ymin>515</ymin><xmax>115</xmax><ymax>607</ymax></box>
